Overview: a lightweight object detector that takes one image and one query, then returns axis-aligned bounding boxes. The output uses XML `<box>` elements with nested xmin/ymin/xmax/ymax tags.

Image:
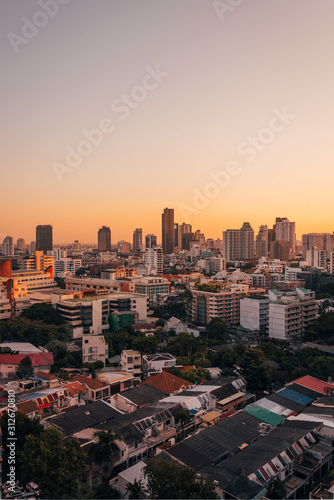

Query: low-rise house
<box><xmin>82</xmin><ymin>334</ymin><xmax>108</xmax><ymax>366</ymax></box>
<box><xmin>63</xmin><ymin>381</ymin><xmax>88</xmax><ymax>406</ymax></box>
<box><xmin>142</xmin><ymin>353</ymin><xmax>176</xmax><ymax>377</ymax></box>
<box><xmin>165</xmin><ymin>317</ymin><xmax>187</xmax><ymax>334</ymax></box>
<box><xmin>121</xmin><ymin>350</ymin><xmax>142</xmax><ymax>380</ymax></box>
<box><xmin>0</xmin><ymin>352</ymin><xmax>54</xmax><ymax>378</ymax></box>
<box><xmin>72</xmin><ymin>375</ymin><xmax>110</xmax><ymax>402</ymax></box>
<box><xmin>110</xmin><ymin>385</ymin><xmax>167</xmax><ymax>413</ymax></box>
<box><xmin>97</xmin><ymin>371</ymin><xmax>134</xmax><ymax>396</ymax></box>
<box><xmin>139</xmin><ymin>371</ymin><xmax>192</xmax><ymax>395</ymax></box>
<box><xmin>34</xmin><ymin>370</ymin><xmax>59</xmax><ymax>388</ymax></box>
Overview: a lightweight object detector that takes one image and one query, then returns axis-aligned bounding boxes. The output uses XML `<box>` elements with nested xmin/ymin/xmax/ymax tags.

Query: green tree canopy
<box><xmin>206</xmin><ymin>318</ymin><xmax>229</xmax><ymax>342</ymax></box>
<box><xmin>89</xmin><ymin>427</ymin><xmax>122</xmax><ymax>488</ymax></box>
<box><xmin>17</xmin><ymin>355</ymin><xmax>33</xmax><ymax>379</ymax></box>
<box><xmin>20</xmin><ymin>303</ymin><xmax>65</xmax><ymax>325</ymax></box>
<box><xmin>20</xmin><ymin>427</ymin><xmax>88</xmax><ymax>499</ymax></box>
<box><xmin>132</xmin><ymin>335</ymin><xmax>158</xmax><ymax>354</ymax></box>
<box><xmin>144</xmin><ymin>458</ymin><xmax>219</xmax><ymax>499</ymax></box>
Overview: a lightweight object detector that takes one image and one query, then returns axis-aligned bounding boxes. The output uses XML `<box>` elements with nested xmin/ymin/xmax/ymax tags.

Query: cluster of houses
<box><xmin>1</xmin><ymin>341</ymin><xmax>334</xmax><ymax>499</ymax></box>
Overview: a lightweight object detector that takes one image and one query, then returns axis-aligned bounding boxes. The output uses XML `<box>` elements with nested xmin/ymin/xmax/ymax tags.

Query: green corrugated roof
<box><xmin>243</xmin><ymin>404</ymin><xmax>285</xmax><ymax>426</ymax></box>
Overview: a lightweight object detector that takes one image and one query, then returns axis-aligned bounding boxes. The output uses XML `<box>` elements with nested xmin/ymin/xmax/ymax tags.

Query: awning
<box><xmin>38</xmin><ymin>403</ymin><xmax>52</xmax><ymax>409</ymax></box>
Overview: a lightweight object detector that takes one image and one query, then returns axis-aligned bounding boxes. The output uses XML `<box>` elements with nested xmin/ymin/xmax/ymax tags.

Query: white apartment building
<box><xmin>306</xmin><ymin>248</ymin><xmax>327</xmax><ymax>270</ymax></box>
<box><xmin>11</xmin><ymin>269</ymin><xmax>57</xmax><ymax>290</ymax></box>
<box><xmin>268</xmin><ymin>288</ymin><xmax>317</xmax><ymax>343</ymax></box>
<box><xmin>145</xmin><ymin>247</ymin><xmax>163</xmax><ymax>275</ymax></box>
<box><xmin>2</xmin><ymin>236</ymin><xmax>14</xmax><ymax>256</ymax></box>
<box><xmin>142</xmin><ymin>353</ymin><xmax>176</xmax><ymax>376</ymax></box>
<box><xmin>121</xmin><ymin>350</ymin><xmax>142</xmax><ymax>380</ymax></box>
<box><xmin>54</xmin><ymin>258</ymin><xmax>82</xmax><ymax>278</ymax></box>
<box><xmin>65</xmin><ymin>276</ymin><xmax>125</xmax><ymax>293</ymax></box>
<box><xmin>132</xmin><ymin>277</ymin><xmax>170</xmax><ymax>305</ymax></box>
<box><xmin>82</xmin><ymin>334</ymin><xmax>108</xmax><ymax>365</ymax></box>
<box><xmin>52</xmin><ymin>290</ymin><xmax>149</xmax><ymax>337</ymax></box>
<box><xmin>240</xmin><ymin>296</ymin><xmax>269</xmax><ymax>333</ymax></box>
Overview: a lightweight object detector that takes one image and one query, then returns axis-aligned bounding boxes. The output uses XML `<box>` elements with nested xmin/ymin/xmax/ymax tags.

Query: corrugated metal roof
<box><xmin>243</xmin><ymin>405</ymin><xmax>285</xmax><ymax>426</ymax></box>
<box><xmin>292</xmin><ymin>375</ymin><xmax>334</xmax><ymax>396</ymax></box>
<box><xmin>278</xmin><ymin>388</ymin><xmax>313</xmax><ymax>406</ymax></box>
<box><xmin>256</xmin><ymin>398</ymin><xmax>293</xmax><ymax>417</ymax></box>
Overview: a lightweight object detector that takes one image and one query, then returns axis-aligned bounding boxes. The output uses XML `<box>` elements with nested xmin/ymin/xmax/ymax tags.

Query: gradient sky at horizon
<box><xmin>1</xmin><ymin>0</ymin><xmax>334</xmax><ymax>244</ymax></box>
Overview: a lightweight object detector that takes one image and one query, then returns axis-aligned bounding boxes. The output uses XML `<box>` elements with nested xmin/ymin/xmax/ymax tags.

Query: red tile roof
<box><xmin>72</xmin><ymin>375</ymin><xmax>107</xmax><ymax>390</ymax></box>
<box><xmin>16</xmin><ymin>400</ymin><xmax>38</xmax><ymax>415</ymax></box>
<box><xmin>293</xmin><ymin>375</ymin><xmax>334</xmax><ymax>396</ymax></box>
<box><xmin>64</xmin><ymin>381</ymin><xmax>87</xmax><ymax>396</ymax></box>
<box><xmin>35</xmin><ymin>370</ymin><xmax>58</xmax><ymax>380</ymax></box>
<box><xmin>139</xmin><ymin>371</ymin><xmax>192</xmax><ymax>395</ymax></box>
<box><xmin>0</xmin><ymin>352</ymin><xmax>54</xmax><ymax>366</ymax></box>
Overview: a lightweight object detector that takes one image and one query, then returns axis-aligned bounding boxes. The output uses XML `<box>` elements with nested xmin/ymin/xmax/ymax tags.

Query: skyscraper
<box><xmin>2</xmin><ymin>236</ymin><xmax>14</xmax><ymax>256</ymax></box>
<box><xmin>17</xmin><ymin>238</ymin><xmax>25</xmax><ymax>251</ymax></box>
<box><xmin>274</xmin><ymin>217</ymin><xmax>296</xmax><ymax>252</ymax></box>
<box><xmin>36</xmin><ymin>225</ymin><xmax>53</xmax><ymax>254</ymax></box>
<box><xmin>223</xmin><ymin>222</ymin><xmax>254</xmax><ymax>261</ymax></box>
<box><xmin>256</xmin><ymin>225</ymin><xmax>268</xmax><ymax>258</ymax></box>
<box><xmin>145</xmin><ymin>234</ymin><xmax>157</xmax><ymax>248</ymax></box>
<box><xmin>162</xmin><ymin>208</ymin><xmax>174</xmax><ymax>254</ymax></box>
<box><xmin>98</xmin><ymin>226</ymin><xmax>111</xmax><ymax>252</ymax></box>
<box><xmin>133</xmin><ymin>228</ymin><xmax>142</xmax><ymax>253</ymax></box>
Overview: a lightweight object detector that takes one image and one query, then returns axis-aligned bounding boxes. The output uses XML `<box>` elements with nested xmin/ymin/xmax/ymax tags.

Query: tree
<box><xmin>20</xmin><ymin>303</ymin><xmax>65</xmax><ymax>325</ymax></box>
<box><xmin>144</xmin><ymin>458</ymin><xmax>219</xmax><ymax>499</ymax></box>
<box><xmin>17</xmin><ymin>355</ymin><xmax>33</xmax><ymax>379</ymax></box>
<box><xmin>305</xmin><ymin>312</ymin><xmax>334</xmax><ymax>342</ymax></box>
<box><xmin>206</xmin><ymin>318</ymin><xmax>229</xmax><ymax>342</ymax></box>
<box><xmin>20</xmin><ymin>427</ymin><xmax>88</xmax><ymax>499</ymax></box>
<box><xmin>126</xmin><ymin>479</ymin><xmax>145</xmax><ymax>499</ymax></box>
<box><xmin>94</xmin><ymin>360</ymin><xmax>104</xmax><ymax>370</ymax></box>
<box><xmin>0</xmin><ymin>411</ymin><xmax>43</xmax><ymax>481</ymax></box>
<box><xmin>132</xmin><ymin>335</ymin><xmax>158</xmax><ymax>354</ymax></box>
<box><xmin>89</xmin><ymin>427</ymin><xmax>122</xmax><ymax>489</ymax></box>
<box><xmin>174</xmin><ymin>408</ymin><xmax>191</xmax><ymax>425</ymax></box>
<box><xmin>267</xmin><ymin>479</ymin><xmax>286</xmax><ymax>499</ymax></box>
<box><xmin>239</xmin><ymin>348</ymin><xmax>272</xmax><ymax>393</ymax></box>
<box><xmin>309</xmin><ymin>356</ymin><xmax>334</xmax><ymax>381</ymax></box>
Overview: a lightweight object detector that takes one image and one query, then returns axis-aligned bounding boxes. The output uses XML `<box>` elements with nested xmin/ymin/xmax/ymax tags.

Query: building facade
<box><xmin>162</xmin><ymin>208</ymin><xmax>174</xmax><ymax>254</ymax></box>
<box><xmin>36</xmin><ymin>225</ymin><xmax>53</xmax><ymax>254</ymax></box>
<box><xmin>98</xmin><ymin>226</ymin><xmax>112</xmax><ymax>252</ymax></box>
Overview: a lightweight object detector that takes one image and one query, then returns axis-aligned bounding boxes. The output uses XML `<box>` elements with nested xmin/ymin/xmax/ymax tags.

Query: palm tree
<box><xmin>125</xmin><ymin>478</ymin><xmax>145</xmax><ymax>499</ymax></box>
<box><xmin>89</xmin><ymin>427</ymin><xmax>122</xmax><ymax>489</ymax></box>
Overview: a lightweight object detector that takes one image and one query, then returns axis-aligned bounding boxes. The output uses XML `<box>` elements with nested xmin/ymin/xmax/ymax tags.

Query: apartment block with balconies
<box><xmin>121</xmin><ymin>350</ymin><xmax>142</xmax><ymax>380</ymax></box>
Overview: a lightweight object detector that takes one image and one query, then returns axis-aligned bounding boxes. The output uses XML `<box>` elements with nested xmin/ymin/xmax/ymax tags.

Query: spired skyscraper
<box><xmin>162</xmin><ymin>208</ymin><xmax>174</xmax><ymax>254</ymax></box>
<box><xmin>98</xmin><ymin>226</ymin><xmax>111</xmax><ymax>252</ymax></box>
<box><xmin>36</xmin><ymin>225</ymin><xmax>53</xmax><ymax>254</ymax></box>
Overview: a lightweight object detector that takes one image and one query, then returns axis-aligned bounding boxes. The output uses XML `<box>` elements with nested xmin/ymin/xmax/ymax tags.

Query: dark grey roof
<box><xmin>199</xmin><ymin>376</ymin><xmax>242</xmax><ymax>387</ymax></box>
<box><xmin>211</xmin><ymin>383</ymin><xmax>238</xmax><ymax>401</ymax></box>
<box><xmin>288</xmin><ymin>383</ymin><xmax>323</xmax><ymax>400</ymax></box>
<box><xmin>214</xmin><ymin>420</ymin><xmax>319</xmax><ymax>478</ymax></box>
<box><xmin>95</xmin><ymin>403</ymin><xmax>177</xmax><ymax>434</ymax></box>
<box><xmin>48</xmin><ymin>401</ymin><xmax>121</xmax><ymax>436</ymax></box>
<box><xmin>120</xmin><ymin>385</ymin><xmax>166</xmax><ymax>407</ymax></box>
<box><xmin>200</xmin><ymin>466</ymin><xmax>266</xmax><ymax>500</ymax></box>
<box><xmin>266</xmin><ymin>392</ymin><xmax>305</xmax><ymax>413</ymax></box>
<box><xmin>168</xmin><ymin>411</ymin><xmax>263</xmax><ymax>467</ymax></box>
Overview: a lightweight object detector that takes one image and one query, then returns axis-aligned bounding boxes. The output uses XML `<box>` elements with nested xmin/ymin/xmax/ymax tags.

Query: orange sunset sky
<box><xmin>1</xmin><ymin>0</ymin><xmax>333</xmax><ymax>244</ymax></box>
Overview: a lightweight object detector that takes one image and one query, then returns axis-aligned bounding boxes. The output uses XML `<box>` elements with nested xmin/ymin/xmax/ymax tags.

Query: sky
<box><xmin>1</xmin><ymin>0</ymin><xmax>334</xmax><ymax>244</ymax></box>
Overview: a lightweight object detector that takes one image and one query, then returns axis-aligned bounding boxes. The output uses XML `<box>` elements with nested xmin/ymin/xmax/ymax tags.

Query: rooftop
<box><xmin>139</xmin><ymin>371</ymin><xmax>192</xmax><ymax>395</ymax></box>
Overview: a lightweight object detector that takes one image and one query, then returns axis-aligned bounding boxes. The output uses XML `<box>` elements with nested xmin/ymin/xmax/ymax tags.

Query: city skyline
<box><xmin>1</xmin><ymin>1</ymin><xmax>334</xmax><ymax>243</ymax></box>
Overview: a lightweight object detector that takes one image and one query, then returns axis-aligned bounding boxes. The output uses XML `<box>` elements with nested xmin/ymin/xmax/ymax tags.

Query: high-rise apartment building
<box><xmin>162</xmin><ymin>208</ymin><xmax>174</xmax><ymax>254</ymax></box>
<box><xmin>145</xmin><ymin>234</ymin><xmax>157</xmax><ymax>249</ymax></box>
<box><xmin>174</xmin><ymin>223</ymin><xmax>179</xmax><ymax>247</ymax></box>
<box><xmin>2</xmin><ymin>236</ymin><xmax>14</xmax><ymax>256</ymax></box>
<box><xmin>132</xmin><ymin>228</ymin><xmax>142</xmax><ymax>253</ymax></box>
<box><xmin>98</xmin><ymin>226</ymin><xmax>111</xmax><ymax>252</ymax></box>
<box><xmin>256</xmin><ymin>225</ymin><xmax>268</xmax><ymax>258</ymax></box>
<box><xmin>274</xmin><ymin>217</ymin><xmax>295</xmax><ymax>252</ymax></box>
<box><xmin>145</xmin><ymin>247</ymin><xmax>163</xmax><ymax>275</ymax></box>
<box><xmin>223</xmin><ymin>222</ymin><xmax>254</xmax><ymax>261</ymax></box>
<box><xmin>16</xmin><ymin>238</ymin><xmax>25</xmax><ymax>251</ymax></box>
<box><xmin>36</xmin><ymin>225</ymin><xmax>53</xmax><ymax>254</ymax></box>
<box><xmin>118</xmin><ymin>241</ymin><xmax>131</xmax><ymax>254</ymax></box>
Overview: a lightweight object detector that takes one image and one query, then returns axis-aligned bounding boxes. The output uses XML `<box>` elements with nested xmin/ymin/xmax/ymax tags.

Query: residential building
<box><xmin>118</xmin><ymin>240</ymin><xmax>131</xmax><ymax>254</ymax></box>
<box><xmin>19</xmin><ymin>251</ymin><xmax>54</xmax><ymax>272</ymax></box>
<box><xmin>82</xmin><ymin>334</ymin><xmax>108</xmax><ymax>365</ymax></box>
<box><xmin>53</xmin><ymin>258</ymin><xmax>82</xmax><ymax>277</ymax></box>
<box><xmin>191</xmin><ymin>285</ymin><xmax>266</xmax><ymax>325</ymax></box>
<box><xmin>72</xmin><ymin>375</ymin><xmax>110</xmax><ymax>401</ymax></box>
<box><xmin>256</xmin><ymin>225</ymin><xmax>268</xmax><ymax>258</ymax></box>
<box><xmin>140</xmin><ymin>370</ymin><xmax>192</xmax><ymax>395</ymax></box>
<box><xmin>306</xmin><ymin>248</ymin><xmax>327</xmax><ymax>269</ymax></box>
<box><xmin>2</xmin><ymin>236</ymin><xmax>14</xmax><ymax>256</ymax></box>
<box><xmin>98</xmin><ymin>226</ymin><xmax>111</xmax><ymax>252</ymax></box>
<box><xmin>145</xmin><ymin>247</ymin><xmax>163</xmax><ymax>275</ymax></box>
<box><xmin>110</xmin><ymin>385</ymin><xmax>166</xmax><ymax>413</ymax></box>
<box><xmin>36</xmin><ymin>225</ymin><xmax>53</xmax><ymax>254</ymax></box>
<box><xmin>53</xmin><ymin>290</ymin><xmax>148</xmax><ymax>336</ymax></box>
<box><xmin>16</xmin><ymin>238</ymin><xmax>25</xmax><ymax>251</ymax></box>
<box><xmin>132</xmin><ymin>276</ymin><xmax>170</xmax><ymax>305</ymax></box>
<box><xmin>330</xmin><ymin>251</ymin><xmax>334</xmax><ymax>274</ymax></box>
<box><xmin>11</xmin><ymin>268</ymin><xmax>56</xmax><ymax>290</ymax></box>
<box><xmin>133</xmin><ymin>228</ymin><xmax>142</xmax><ymax>253</ymax></box>
<box><xmin>0</xmin><ymin>352</ymin><xmax>54</xmax><ymax>378</ymax></box>
<box><xmin>274</xmin><ymin>217</ymin><xmax>296</xmax><ymax>252</ymax></box>
<box><xmin>240</xmin><ymin>296</ymin><xmax>269</xmax><ymax>334</ymax></box>
<box><xmin>268</xmin><ymin>288</ymin><xmax>317</xmax><ymax>343</ymax></box>
<box><xmin>98</xmin><ymin>371</ymin><xmax>134</xmax><ymax>396</ymax></box>
<box><xmin>101</xmin><ymin>268</ymin><xmax>137</xmax><ymax>280</ymax></box>
<box><xmin>223</xmin><ymin>222</ymin><xmax>254</xmax><ymax>261</ymax></box>
<box><xmin>142</xmin><ymin>353</ymin><xmax>176</xmax><ymax>377</ymax></box>
<box><xmin>162</xmin><ymin>208</ymin><xmax>174</xmax><ymax>254</ymax></box>
<box><xmin>145</xmin><ymin>234</ymin><xmax>157</xmax><ymax>249</ymax></box>
<box><xmin>121</xmin><ymin>350</ymin><xmax>142</xmax><ymax>380</ymax></box>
